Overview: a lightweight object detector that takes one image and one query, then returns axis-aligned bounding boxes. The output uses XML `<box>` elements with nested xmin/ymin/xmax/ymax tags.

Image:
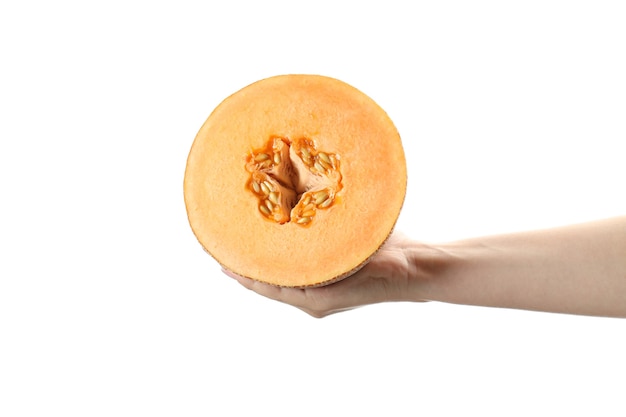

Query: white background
<box><xmin>1</xmin><ymin>1</ymin><xmax>625</xmax><ymax>416</ymax></box>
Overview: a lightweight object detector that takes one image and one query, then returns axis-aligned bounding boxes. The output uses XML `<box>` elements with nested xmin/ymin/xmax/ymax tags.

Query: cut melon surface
<box><xmin>184</xmin><ymin>74</ymin><xmax>407</xmax><ymax>287</ymax></box>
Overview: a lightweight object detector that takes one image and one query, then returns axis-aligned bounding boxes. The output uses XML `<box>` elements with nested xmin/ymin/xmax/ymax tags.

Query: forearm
<box><xmin>414</xmin><ymin>217</ymin><xmax>626</xmax><ymax>317</ymax></box>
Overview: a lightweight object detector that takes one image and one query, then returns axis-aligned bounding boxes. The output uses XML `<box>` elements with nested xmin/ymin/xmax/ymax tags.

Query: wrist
<box><xmin>405</xmin><ymin>239</ymin><xmax>502</xmax><ymax>307</ymax></box>
<box><xmin>402</xmin><ymin>241</ymin><xmax>464</xmax><ymax>303</ymax></box>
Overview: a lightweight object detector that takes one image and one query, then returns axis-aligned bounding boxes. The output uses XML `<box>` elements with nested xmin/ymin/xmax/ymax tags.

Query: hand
<box><xmin>223</xmin><ymin>217</ymin><xmax>626</xmax><ymax>318</ymax></box>
<box><xmin>223</xmin><ymin>231</ymin><xmax>423</xmax><ymax>318</ymax></box>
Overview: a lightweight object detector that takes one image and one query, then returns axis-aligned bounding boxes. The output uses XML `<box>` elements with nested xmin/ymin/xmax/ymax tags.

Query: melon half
<box><xmin>184</xmin><ymin>74</ymin><xmax>407</xmax><ymax>287</ymax></box>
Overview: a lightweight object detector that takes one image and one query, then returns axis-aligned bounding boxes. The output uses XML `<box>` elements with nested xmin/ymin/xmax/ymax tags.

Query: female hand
<box><xmin>224</xmin><ymin>217</ymin><xmax>626</xmax><ymax>318</ymax></box>
<box><xmin>223</xmin><ymin>231</ymin><xmax>425</xmax><ymax>317</ymax></box>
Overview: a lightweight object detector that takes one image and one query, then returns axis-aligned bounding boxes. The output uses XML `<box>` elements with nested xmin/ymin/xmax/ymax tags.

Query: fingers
<box><xmin>223</xmin><ymin>268</ymin><xmax>310</xmax><ymax>306</ymax></box>
<box><xmin>222</xmin><ymin>268</ymin><xmax>349</xmax><ymax>317</ymax></box>
<box><xmin>222</xmin><ymin>266</ymin><xmax>388</xmax><ymax>317</ymax></box>
<box><xmin>223</xmin><ymin>268</ymin><xmax>284</xmax><ymax>298</ymax></box>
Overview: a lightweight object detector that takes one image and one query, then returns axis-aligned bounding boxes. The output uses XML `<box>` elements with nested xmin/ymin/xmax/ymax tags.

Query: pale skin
<box><xmin>224</xmin><ymin>216</ymin><xmax>626</xmax><ymax>318</ymax></box>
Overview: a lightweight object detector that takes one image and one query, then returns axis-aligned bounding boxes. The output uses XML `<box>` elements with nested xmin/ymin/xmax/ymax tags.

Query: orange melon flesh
<box><xmin>184</xmin><ymin>74</ymin><xmax>407</xmax><ymax>287</ymax></box>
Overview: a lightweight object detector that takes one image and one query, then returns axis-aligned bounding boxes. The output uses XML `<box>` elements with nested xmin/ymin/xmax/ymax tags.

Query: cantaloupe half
<box><xmin>184</xmin><ymin>74</ymin><xmax>407</xmax><ymax>287</ymax></box>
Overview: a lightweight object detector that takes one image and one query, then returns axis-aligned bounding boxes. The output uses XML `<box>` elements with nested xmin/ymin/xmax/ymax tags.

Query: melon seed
<box><xmin>318</xmin><ymin>152</ymin><xmax>331</xmax><ymax>164</ymax></box>
<box><xmin>314</xmin><ymin>190</ymin><xmax>329</xmax><ymax>205</ymax></box>
<box><xmin>318</xmin><ymin>198</ymin><xmax>333</xmax><ymax>209</ymax></box>
<box><xmin>318</xmin><ymin>158</ymin><xmax>332</xmax><ymax>170</ymax></box>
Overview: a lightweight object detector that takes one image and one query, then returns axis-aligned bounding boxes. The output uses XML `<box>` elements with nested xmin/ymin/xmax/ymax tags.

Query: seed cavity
<box><xmin>246</xmin><ymin>137</ymin><xmax>342</xmax><ymax>226</ymax></box>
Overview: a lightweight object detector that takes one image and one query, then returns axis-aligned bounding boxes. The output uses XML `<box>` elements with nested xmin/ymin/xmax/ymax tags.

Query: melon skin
<box><xmin>184</xmin><ymin>74</ymin><xmax>407</xmax><ymax>287</ymax></box>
